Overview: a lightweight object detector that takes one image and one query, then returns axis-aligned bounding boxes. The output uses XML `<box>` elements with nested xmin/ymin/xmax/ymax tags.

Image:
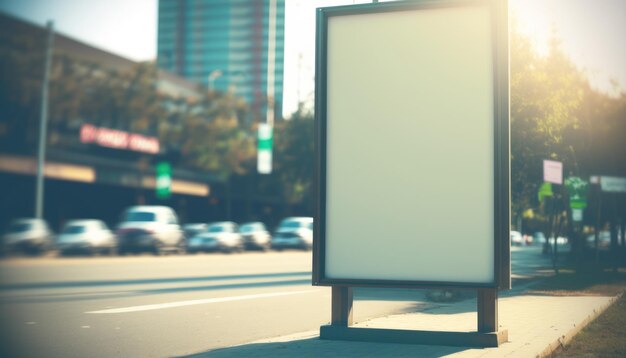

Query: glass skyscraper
<box><xmin>157</xmin><ymin>0</ymin><xmax>285</xmax><ymax>117</ymax></box>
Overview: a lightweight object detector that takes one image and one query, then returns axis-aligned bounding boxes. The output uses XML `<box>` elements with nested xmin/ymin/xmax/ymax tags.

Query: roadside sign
<box><xmin>156</xmin><ymin>162</ymin><xmax>171</xmax><ymax>199</ymax></box>
<box><xmin>564</xmin><ymin>176</ymin><xmax>588</xmax><ymax>209</ymax></box>
<box><xmin>600</xmin><ymin>176</ymin><xmax>626</xmax><ymax>193</ymax></box>
<box><xmin>537</xmin><ymin>182</ymin><xmax>553</xmax><ymax>202</ymax></box>
<box><xmin>543</xmin><ymin>160</ymin><xmax>563</xmax><ymax>184</ymax></box>
<box><xmin>572</xmin><ymin>208</ymin><xmax>583</xmax><ymax>222</ymax></box>
<box><xmin>257</xmin><ymin>123</ymin><xmax>273</xmax><ymax>174</ymax></box>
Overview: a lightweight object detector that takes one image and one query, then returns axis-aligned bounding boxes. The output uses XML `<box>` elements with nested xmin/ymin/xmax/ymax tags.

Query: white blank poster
<box><xmin>324</xmin><ymin>5</ymin><xmax>495</xmax><ymax>283</ymax></box>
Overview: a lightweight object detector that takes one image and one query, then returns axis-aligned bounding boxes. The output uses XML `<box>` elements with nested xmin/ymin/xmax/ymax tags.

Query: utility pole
<box><xmin>257</xmin><ymin>0</ymin><xmax>277</xmax><ymax>175</ymax></box>
<box><xmin>266</xmin><ymin>0</ymin><xmax>277</xmax><ymax>127</ymax></box>
<box><xmin>35</xmin><ymin>21</ymin><xmax>54</xmax><ymax>219</ymax></box>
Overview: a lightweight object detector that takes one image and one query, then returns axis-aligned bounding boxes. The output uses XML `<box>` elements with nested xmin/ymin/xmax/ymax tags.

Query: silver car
<box><xmin>57</xmin><ymin>220</ymin><xmax>116</xmax><ymax>256</ymax></box>
<box><xmin>271</xmin><ymin>217</ymin><xmax>313</xmax><ymax>251</ymax></box>
<box><xmin>2</xmin><ymin>218</ymin><xmax>53</xmax><ymax>255</ymax></box>
<box><xmin>240</xmin><ymin>222</ymin><xmax>271</xmax><ymax>251</ymax></box>
<box><xmin>187</xmin><ymin>222</ymin><xmax>243</xmax><ymax>253</ymax></box>
<box><xmin>116</xmin><ymin>206</ymin><xmax>184</xmax><ymax>255</ymax></box>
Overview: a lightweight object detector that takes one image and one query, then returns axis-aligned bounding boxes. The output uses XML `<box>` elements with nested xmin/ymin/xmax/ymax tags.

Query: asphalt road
<box><xmin>0</xmin><ymin>246</ymin><xmax>554</xmax><ymax>357</ymax></box>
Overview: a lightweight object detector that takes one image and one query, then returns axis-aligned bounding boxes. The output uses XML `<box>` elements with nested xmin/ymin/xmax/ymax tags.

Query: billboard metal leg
<box><xmin>321</xmin><ymin>286</ymin><xmax>506</xmax><ymax>346</ymax></box>
<box><xmin>331</xmin><ymin>286</ymin><xmax>353</xmax><ymax>326</ymax></box>
<box><xmin>477</xmin><ymin>288</ymin><xmax>498</xmax><ymax>332</ymax></box>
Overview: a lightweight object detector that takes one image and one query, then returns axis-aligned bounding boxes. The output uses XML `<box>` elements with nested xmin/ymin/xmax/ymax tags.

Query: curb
<box><xmin>537</xmin><ymin>292</ymin><xmax>624</xmax><ymax>358</ymax></box>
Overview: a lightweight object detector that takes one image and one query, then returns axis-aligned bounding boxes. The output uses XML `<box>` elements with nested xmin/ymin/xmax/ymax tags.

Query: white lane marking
<box><xmin>86</xmin><ymin>289</ymin><xmax>317</xmax><ymax>314</ymax></box>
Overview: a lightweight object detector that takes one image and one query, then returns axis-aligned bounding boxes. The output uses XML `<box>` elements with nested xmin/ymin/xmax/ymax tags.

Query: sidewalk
<box><xmin>188</xmin><ymin>293</ymin><xmax>618</xmax><ymax>357</ymax></box>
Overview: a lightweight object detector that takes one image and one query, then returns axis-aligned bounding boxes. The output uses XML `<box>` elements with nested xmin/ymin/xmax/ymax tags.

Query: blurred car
<box><xmin>510</xmin><ymin>231</ymin><xmax>523</xmax><ymax>246</ymax></box>
<box><xmin>271</xmin><ymin>217</ymin><xmax>313</xmax><ymax>251</ymax></box>
<box><xmin>116</xmin><ymin>206</ymin><xmax>184</xmax><ymax>255</ymax></box>
<box><xmin>547</xmin><ymin>236</ymin><xmax>568</xmax><ymax>246</ymax></box>
<box><xmin>2</xmin><ymin>218</ymin><xmax>54</xmax><ymax>255</ymax></box>
<box><xmin>585</xmin><ymin>231</ymin><xmax>612</xmax><ymax>251</ymax></box>
<box><xmin>540</xmin><ymin>235</ymin><xmax>569</xmax><ymax>253</ymax></box>
<box><xmin>187</xmin><ymin>221</ymin><xmax>243</xmax><ymax>253</ymax></box>
<box><xmin>183</xmin><ymin>223</ymin><xmax>208</xmax><ymax>240</ymax></box>
<box><xmin>57</xmin><ymin>219</ymin><xmax>116</xmax><ymax>256</ymax></box>
<box><xmin>533</xmin><ymin>232</ymin><xmax>546</xmax><ymax>244</ymax></box>
<box><xmin>523</xmin><ymin>234</ymin><xmax>533</xmax><ymax>245</ymax></box>
<box><xmin>239</xmin><ymin>222</ymin><xmax>271</xmax><ymax>250</ymax></box>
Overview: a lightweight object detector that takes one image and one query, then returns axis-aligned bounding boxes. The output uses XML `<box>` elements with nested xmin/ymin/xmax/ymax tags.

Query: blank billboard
<box><xmin>315</xmin><ymin>0</ymin><xmax>509</xmax><ymax>287</ymax></box>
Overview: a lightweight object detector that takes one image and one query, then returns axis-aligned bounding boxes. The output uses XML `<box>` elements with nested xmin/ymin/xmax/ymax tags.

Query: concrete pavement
<box><xmin>194</xmin><ymin>293</ymin><xmax>618</xmax><ymax>357</ymax></box>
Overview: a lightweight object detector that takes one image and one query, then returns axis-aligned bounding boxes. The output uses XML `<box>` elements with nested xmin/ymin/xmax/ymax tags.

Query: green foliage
<box><xmin>0</xmin><ymin>20</ymin><xmax>46</xmax><ymax>150</ymax></box>
<box><xmin>47</xmin><ymin>58</ymin><xmax>167</xmax><ymax>148</ymax></box>
<box><xmin>510</xmin><ymin>30</ymin><xmax>587</xmax><ymax>215</ymax></box>
<box><xmin>169</xmin><ymin>113</ymin><xmax>255</xmax><ymax>178</ymax></box>
<box><xmin>273</xmin><ymin>108</ymin><xmax>314</xmax><ymax>206</ymax></box>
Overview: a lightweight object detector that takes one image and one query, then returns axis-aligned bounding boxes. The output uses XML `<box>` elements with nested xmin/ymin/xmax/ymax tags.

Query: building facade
<box><xmin>0</xmin><ymin>12</ymin><xmax>223</xmax><ymax>231</ymax></box>
<box><xmin>157</xmin><ymin>0</ymin><xmax>285</xmax><ymax>118</ymax></box>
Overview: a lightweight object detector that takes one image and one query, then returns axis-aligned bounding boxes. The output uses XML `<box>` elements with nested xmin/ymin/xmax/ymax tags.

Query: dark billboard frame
<box><xmin>312</xmin><ymin>0</ymin><xmax>510</xmax><ymax>291</ymax></box>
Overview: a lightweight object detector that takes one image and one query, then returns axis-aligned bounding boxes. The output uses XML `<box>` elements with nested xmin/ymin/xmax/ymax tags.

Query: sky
<box><xmin>0</xmin><ymin>0</ymin><xmax>624</xmax><ymax>117</ymax></box>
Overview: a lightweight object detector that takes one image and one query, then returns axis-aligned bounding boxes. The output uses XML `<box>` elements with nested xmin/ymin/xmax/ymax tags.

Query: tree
<box><xmin>273</xmin><ymin>108</ymin><xmax>314</xmax><ymax>210</ymax></box>
<box><xmin>510</xmin><ymin>30</ymin><xmax>587</xmax><ymax>218</ymax></box>
<box><xmin>0</xmin><ymin>17</ymin><xmax>46</xmax><ymax>153</ymax></box>
<box><xmin>160</xmin><ymin>90</ymin><xmax>256</xmax><ymax>177</ymax></box>
<box><xmin>510</xmin><ymin>25</ymin><xmax>626</xmax><ymax>271</ymax></box>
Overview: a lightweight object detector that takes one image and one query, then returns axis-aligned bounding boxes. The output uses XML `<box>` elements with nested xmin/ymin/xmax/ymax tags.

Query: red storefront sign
<box><xmin>80</xmin><ymin>124</ymin><xmax>160</xmax><ymax>154</ymax></box>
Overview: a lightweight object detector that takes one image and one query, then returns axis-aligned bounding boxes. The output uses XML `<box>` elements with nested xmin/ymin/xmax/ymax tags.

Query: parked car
<box><xmin>2</xmin><ymin>218</ymin><xmax>54</xmax><ymax>255</ymax></box>
<box><xmin>547</xmin><ymin>236</ymin><xmax>569</xmax><ymax>246</ymax></box>
<box><xmin>510</xmin><ymin>231</ymin><xmax>523</xmax><ymax>246</ymax></box>
<box><xmin>239</xmin><ymin>222</ymin><xmax>271</xmax><ymax>251</ymax></box>
<box><xmin>56</xmin><ymin>219</ymin><xmax>116</xmax><ymax>256</ymax></box>
<box><xmin>585</xmin><ymin>231</ymin><xmax>612</xmax><ymax>251</ymax></box>
<box><xmin>533</xmin><ymin>232</ymin><xmax>546</xmax><ymax>244</ymax></box>
<box><xmin>183</xmin><ymin>223</ymin><xmax>208</xmax><ymax>240</ymax></box>
<box><xmin>523</xmin><ymin>234</ymin><xmax>533</xmax><ymax>245</ymax></box>
<box><xmin>116</xmin><ymin>206</ymin><xmax>184</xmax><ymax>255</ymax></box>
<box><xmin>271</xmin><ymin>217</ymin><xmax>313</xmax><ymax>251</ymax></box>
<box><xmin>187</xmin><ymin>221</ymin><xmax>243</xmax><ymax>253</ymax></box>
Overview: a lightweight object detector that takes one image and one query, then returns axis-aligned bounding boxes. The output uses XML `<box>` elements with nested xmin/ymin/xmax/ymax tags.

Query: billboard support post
<box><xmin>322</xmin><ymin>287</ymin><xmax>507</xmax><ymax>346</ymax></box>
<box><xmin>331</xmin><ymin>287</ymin><xmax>353</xmax><ymax>327</ymax></box>
<box><xmin>477</xmin><ymin>288</ymin><xmax>498</xmax><ymax>332</ymax></box>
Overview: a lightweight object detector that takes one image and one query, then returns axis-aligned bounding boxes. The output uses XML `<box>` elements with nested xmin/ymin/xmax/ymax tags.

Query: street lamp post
<box><xmin>266</xmin><ymin>0</ymin><xmax>277</xmax><ymax>128</ymax></box>
<box><xmin>35</xmin><ymin>20</ymin><xmax>54</xmax><ymax>219</ymax></box>
<box><xmin>256</xmin><ymin>0</ymin><xmax>277</xmax><ymax>175</ymax></box>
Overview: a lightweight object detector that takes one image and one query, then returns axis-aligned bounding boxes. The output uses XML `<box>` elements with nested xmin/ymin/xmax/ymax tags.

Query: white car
<box><xmin>586</xmin><ymin>231</ymin><xmax>611</xmax><ymax>251</ymax></box>
<box><xmin>271</xmin><ymin>217</ymin><xmax>313</xmax><ymax>251</ymax></box>
<box><xmin>187</xmin><ymin>222</ymin><xmax>243</xmax><ymax>253</ymax></box>
<box><xmin>533</xmin><ymin>232</ymin><xmax>546</xmax><ymax>244</ymax></box>
<box><xmin>57</xmin><ymin>220</ymin><xmax>116</xmax><ymax>256</ymax></box>
<box><xmin>547</xmin><ymin>236</ymin><xmax>569</xmax><ymax>246</ymax></box>
<box><xmin>240</xmin><ymin>222</ymin><xmax>271</xmax><ymax>251</ymax></box>
<box><xmin>116</xmin><ymin>206</ymin><xmax>184</xmax><ymax>255</ymax></box>
<box><xmin>510</xmin><ymin>231</ymin><xmax>523</xmax><ymax>246</ymax></box>
<box><xmin>2</xmin><ymin>218</ymin><xmax>54</xmax><ymax>255</ymax></box>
